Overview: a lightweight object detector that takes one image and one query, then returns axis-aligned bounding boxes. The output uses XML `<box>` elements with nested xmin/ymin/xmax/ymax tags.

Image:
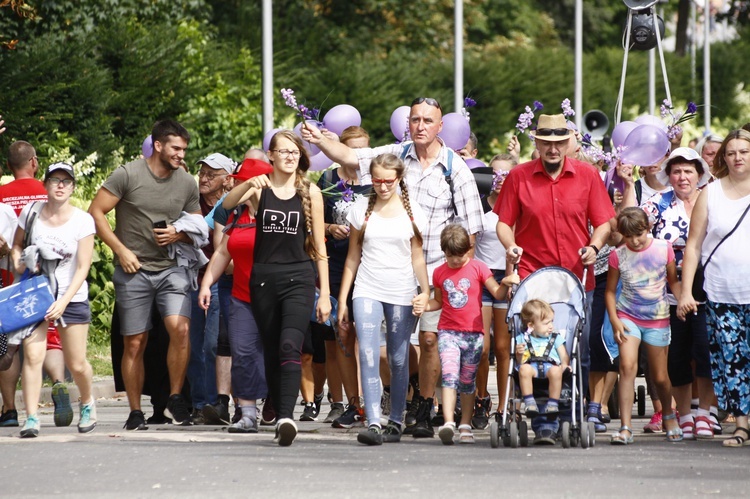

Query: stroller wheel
<box><xmin>509</xmin><ymin>421</ymin><xmax>519</xmax><ymax>448</ymax></box>
<box><xmin>588</xmin><ymin>421</ymin><xmax>597</xmax><ymax>447</ymax></box>
<box><xmin>490</xmin><ymin>421</ymin><xmax>499</xmax><ymax>448</ymax></box>
<box><xmin>519</xmin><ymin>420</ymin><xmax>529</xmax><ymax>447</ymax></box>
<box><xmin>581</xmin><ymin>421</ymin><xmax>590</xmax><ymax>449</ymax></box>
<box><xmin>561</xmin><ymin>421</ymin><xmax>571</xmax><ymax>448</ymax></box>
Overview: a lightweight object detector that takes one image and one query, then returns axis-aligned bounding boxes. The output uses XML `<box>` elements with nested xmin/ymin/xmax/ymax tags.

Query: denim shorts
<box><xmin>481</xmin><ymin>269</ymin><xmax>509</xmax><ymax>309</ymax></box>
<box><xmin>517</xmin><ymin>360</ymin><xmax>557</xmax><ymax>378</ymax></box>
<box><xmin>620</xmin><ymin>318</ymin><xmax>671</xmax><ymax>347</ymax></box>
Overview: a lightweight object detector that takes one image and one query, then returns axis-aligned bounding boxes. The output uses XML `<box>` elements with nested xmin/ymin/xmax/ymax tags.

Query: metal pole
<box><xmin>262</xmin><ymin>0</ymin><xmax>274</xmax><ymax>135</ymax></box>
<box><xmin>649</xmin><ymin>48</ymin><xmax>655</xmax><ymax>115</ymax></box>
<box><xmin>454</xmin><ymin>0</ymin><xmax>464</xmax><ymax>113</ymax></box>
<box><xmin>574</xmin><ymin>0</ymin><xmax>582</xmax><ymax>130</ymax></box>
<box><xmin>703</xmin><ymin>0</ymin><xmax>711</xmax><ymax>133</ymax></box>
<box><xmin>690</xmin><ymin>1</ymin><xmax>696</xmax><ymax>98</ymax></box>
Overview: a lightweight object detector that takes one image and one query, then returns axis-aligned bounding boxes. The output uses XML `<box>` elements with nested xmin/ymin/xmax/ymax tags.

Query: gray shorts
<box><xmin>113</xmin><ymin>266</ymin><xmax>191</xmax><ymax>336</ymax></box>
<box><xmin>418</xmin><ymin>288</ymin><xmax>441</xmax><ymax>334</ymax></box>
<box><xmin>61</xmin><ymin>300</ymin><xmax>91</xmax><ymax>325</ymax></box>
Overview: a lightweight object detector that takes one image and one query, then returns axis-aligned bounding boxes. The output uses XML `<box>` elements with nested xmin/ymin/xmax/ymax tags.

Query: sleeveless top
<box><xmin>254</xmin><ymin>188</ymin><xmax>310</xmax><ymax>265</ymax></box>
<box><xmin>702</xmin><ymin>181</ymin><xmax>750</xmax><ymax>304</ymax></box>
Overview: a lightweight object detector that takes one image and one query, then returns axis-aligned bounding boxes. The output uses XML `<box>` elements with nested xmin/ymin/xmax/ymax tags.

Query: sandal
<box><xmin>664</xmin><ymin>413</ymin><xmax>684</xmax><ymax>442</ymax></box>
<box><xmin>610</xmin><ymin>426</ymin><xmax>634</xmax><ymax>445</ymax></box>
<box><xmin>438</xmin><ymin>423</ymin><xmax>456</xmax><ymax>446</ymax></box>
<box><xmin>458</xmin><ymin>424</ymin><xmax>475</xmax><ymax>444</ymax></box>
<box><xmin>722</xmin><ymin>427</ymin><xmax>750</xmax><ymax>448</ymax></box>
<box><xmin>694</xmin><ymin>415</ymin><xmax>714</xmax><ymax>439</ymax></box>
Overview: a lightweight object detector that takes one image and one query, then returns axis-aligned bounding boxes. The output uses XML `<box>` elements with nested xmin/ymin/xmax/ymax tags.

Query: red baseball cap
<box><xmin>230</xmin><ymin>158</ymin><xmax>273</xmax><ymax>181</ymax></box>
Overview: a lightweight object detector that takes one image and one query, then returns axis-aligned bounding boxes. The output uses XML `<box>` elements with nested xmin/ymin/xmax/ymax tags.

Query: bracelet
<box><xmin>588</xmin><ymin>244</ymin><xmax>600</xmax><ymax>255</ymax></box>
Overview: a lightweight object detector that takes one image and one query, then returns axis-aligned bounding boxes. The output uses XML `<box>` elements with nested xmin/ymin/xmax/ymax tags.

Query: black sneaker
<box><xmin>413</xmin><ymin>397</ymin><xmax>435</xmax><ymax>438</ymax></box>
<box><xmin>166</xmin><ymin>394</ymin><xmax>193</xmax><ymax>426</ymax></box>
<box><xmin>203</xmin><ymin>401</ymin><xmax>230</xmax><ymax>425</ymax></box>
<box><xmin>300</xmin><ymin>402</ymin><xmax>318</xmax><ymax>421</ymax></box>
<box><xmin>403</xmin><ymin>396</ymin><xmax>422</xmax><ymax>434</ymax></box>
<box><xmin>471</xmin><ymin>396</ymin><xmax>491</xmax><ymax>430</ymax></box>
<box><xmin>382</xmin><ymin>421</ymin><xmax>402</xmax><ymax>443</ymax></box>
<box><xmin>357</xmin><ymin>424</ymin><xmax>383</xmax><ymax>446</ymax></box>
<box><xmin>124</xmin><ymin>410</ymin><xmax>148</xmax><ymax>431</ymax></box>
<box><xmin>431</xmin><ymin>404</ymin><xmax>445</xmax><ymax>426</ymax></box>
<box><xmin>260</xmin><ymin>398</ymin><xmax>276</xmax><ymax>426</ymax></box>
<box><xmin>333</xmin><ymin>401</ymin><xmax>363</xmax><ymax>429</ymax></box>
<box><xmin>0</xmin><ymin>407</ymin><xmax>19</xmax><ymax>427</ymax></box>
<box><xmin>232</xmin><ymin>404</ymin><xmax>242</xmax><ymax>425</ymax></box>
<box><xmin>146</xmin><ymin>410</ymin><xmax>172</xmax><ymax>425</ymax></box>
<box><xmin>313</xmin><ymin>392</ymin><xmax>324</xmax><ymax>417</ymax></box>
<box><xmin>191</xmin><ymin>409</ymin><xmax>206</xmax><ymax>425</ymax></box>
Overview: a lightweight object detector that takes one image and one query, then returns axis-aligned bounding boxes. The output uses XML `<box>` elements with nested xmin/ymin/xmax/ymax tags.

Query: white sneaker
<box><xmin>78</xmin><ymin>399</ymin><xmax>97</xmax><ymax>433</ymax></box>
<box><xmin>276</xmin><ymin>418</ymin><xmax>298</xmax><ymax>447</ymax></box>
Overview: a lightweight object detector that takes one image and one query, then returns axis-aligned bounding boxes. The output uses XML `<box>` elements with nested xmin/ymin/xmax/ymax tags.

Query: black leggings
<box><xmin>250</xmin><ymin>262</ymin><xmax>316</xmax><ymax>420</ymax></box>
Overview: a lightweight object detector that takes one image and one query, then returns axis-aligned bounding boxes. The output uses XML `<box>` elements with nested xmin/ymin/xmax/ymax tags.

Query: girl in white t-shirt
<box><xmin>338</xmin><ymin>153</ymin><xmax>430</xmax><ymax>446</ymax></box>
<box><xmin>12</xmin><ymin>163</ymin><xmax>97</xmax><ymax>438</ymax></box>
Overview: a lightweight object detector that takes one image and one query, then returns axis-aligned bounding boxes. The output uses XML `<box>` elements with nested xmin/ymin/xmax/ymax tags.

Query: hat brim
<box><xmin>656</xmin><ymin>159</ymin><xmax>713</xmax><ymax>188</ymax></box>
<box><xmin>528</xmin><ymin>131</ymin><xmax>573</xmax><ymax>142</ymax></box>
<box><xmin>229</xmin><ymin>159</ymin><xmax>274</xmax><ymax>181</ymax></box>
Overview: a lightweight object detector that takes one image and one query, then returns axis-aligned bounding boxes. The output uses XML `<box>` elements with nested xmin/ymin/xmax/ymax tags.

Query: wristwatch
<box><xmin>588</xmin><ymin>244</ymin><xmax>600</xmax><ymax>255</ymax></box>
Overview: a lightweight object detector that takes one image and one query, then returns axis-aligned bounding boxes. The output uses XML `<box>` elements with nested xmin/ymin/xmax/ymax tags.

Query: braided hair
<box><xmin>357</xmin><ymin>153</ymin><xmax>423</xmax><ymax>246</ymax></box>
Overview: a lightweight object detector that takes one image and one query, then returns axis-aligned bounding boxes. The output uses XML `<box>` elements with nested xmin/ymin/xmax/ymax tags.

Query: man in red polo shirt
<box><xmin>0</xmin><ymin>140</ymin><xmax>71</xmax><ymax>429</ymax></box>
<box><xmin>493</xmin><ymin>114</ymin><xmax>615</xmax><ymax>443</ymax></box>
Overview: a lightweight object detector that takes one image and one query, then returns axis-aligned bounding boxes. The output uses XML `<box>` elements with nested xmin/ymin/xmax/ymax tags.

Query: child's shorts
<box><xmin>481</xmin><ymin>269</ymin><xmax>509</xmax><ymax>309</ymax></box>
<box><xmin>620</xmin><ymin>318</ymin><xmax>671</xmax><ymax>347</ymax></box>
<box><xmin>518</xmin><ymin>361</ymin><xmax>558</xmax><ymax>378</ymax></box>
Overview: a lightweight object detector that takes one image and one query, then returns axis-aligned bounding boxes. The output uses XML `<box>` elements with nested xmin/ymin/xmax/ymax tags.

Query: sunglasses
<box><xmin>535</xmin><ymin>128</ymin><xmax>571</xmax><ymax>136</ymax></box>
<box><xmin>371</xmin><ymin>177</ymin><xmax>398</xmax><ymax>187</ymax></box>
<box><xmin>411</xmin><ymin>97</ymin><xmax>442</xmax><ymax>111</ymax></box>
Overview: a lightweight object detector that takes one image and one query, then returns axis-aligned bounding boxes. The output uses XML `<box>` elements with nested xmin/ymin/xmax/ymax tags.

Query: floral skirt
<box><xmin>706</xmin><ymin>301</ymin><xmax>750</xmax><ymax>416</ymax></box>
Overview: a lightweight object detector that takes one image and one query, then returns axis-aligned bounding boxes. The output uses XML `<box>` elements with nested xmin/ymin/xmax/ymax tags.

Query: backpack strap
<box><xmin>400</xmin><ymin>143</ymin><xmax>457</xmax><ymax>216</ymax></box>
<box><xmin>23</xmin><ymin>201</ymin><xmax>44</xmax><ymax>248</ymax></box>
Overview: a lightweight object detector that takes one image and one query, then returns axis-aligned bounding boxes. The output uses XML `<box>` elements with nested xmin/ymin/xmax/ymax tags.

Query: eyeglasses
<box><xmin>272</xmin><ymin>149</ymin><xmax>301</xmax><ymax>158</ymax></box>
<box><xmin>198</xmin><ymin>170</ymin><xmax>227</xmax><ymax>181</ymax></box>
<box><xmin>372</xmin><ymin>177</ymin><xmax>398</xmax><ymax>187</ymax></box>
<box><xmin>535</xmin><ymin>128</ymin><xmax>571</xmax><ymax>136</ymax></box>
<box><xmin>411</xmin><ymin>97</ymin><xmax>442</xmax><ymax>111</ymax></box>
<box><xmin>47</xmin><ymin>177</ymin><xmax>74</xmax><ymax>187</ymax></box>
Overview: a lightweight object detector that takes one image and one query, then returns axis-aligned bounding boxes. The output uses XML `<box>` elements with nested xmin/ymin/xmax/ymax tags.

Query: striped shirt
<box><xmin>355</xmin><ymin>141</ymin><xmax>484</xmax><ymax>284</ymax></box>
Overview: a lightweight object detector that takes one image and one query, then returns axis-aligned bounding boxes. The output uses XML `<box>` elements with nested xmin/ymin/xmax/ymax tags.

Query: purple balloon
<box><xmin>141</xmin><ymin>135</ymin><xmax>153</xmax><ymax>158</ymax></box>
<box><xmin>439</xmin><ymin>113</ymin><xmax>471</xmax><ymax>151</ymax></box>
<box><xmin>322</xmin><ymin>104</ymin><xmax>362</xmax><ymax>136</ymax></box>
<box><xmin>465</xmin><ymin>158</ymin><xmax>486</xmax><ymax>169</ymax></box>
<box><xmin>604</xmin><ymin>165</ymin><xmax>625</xmax><ymax>199</ymax></box>
<box><xmin>620</xmin><ymin>124</ymin><xmax>670</xmax><ymax>166</ymax></box>
<box><xmin>294</xmin><ymin>120</ymin><xmax>322</xmax><ymax>156</ymax></box>
<box><xmin>263</xmin><ymin>128</ymin><xmax>282</xmax><ymax>152</ymax></box>
<box><xmin>634</xmin><ymin>114</ymin><xmax>668</xmax><ymax>132</ymax></box>
<box><xmin>308</xmin><ymin>151</ymin><xmax>333</xmax><ymax>172</ymax></box>
<box><xmin>611</xmin><ymin>121</ymin><xmax>638</xmax><ymax>149</ymax></box>
<box><xmin>390</xmin><ymin>106</ymin><xmax>411</xmax><ymax>142</ymax></box>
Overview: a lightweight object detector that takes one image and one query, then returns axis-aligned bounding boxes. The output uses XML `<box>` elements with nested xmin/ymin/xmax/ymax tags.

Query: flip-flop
<box><xmin>722</xmin><ymin>427</ymin><xmax>750</xmax><ymax>447</ymax></box>
<box><xmin>611</xmin><ymin>426</ymin><xmax>634</xmax><ymax>445</ymax></box>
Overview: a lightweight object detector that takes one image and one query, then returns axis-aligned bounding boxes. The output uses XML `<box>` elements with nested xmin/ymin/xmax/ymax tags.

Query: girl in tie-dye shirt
<box><xmin>605</xmin><ymin>207</ymin><xmax>683</xmax><ymax>444</ymax></box>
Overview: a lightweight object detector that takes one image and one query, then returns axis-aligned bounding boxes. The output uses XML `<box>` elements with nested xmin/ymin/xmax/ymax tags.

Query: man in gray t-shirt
<box><xmin>89</xmin><ymin>119</ymin><xmax>201</xmax><ymax>430</ymax></box>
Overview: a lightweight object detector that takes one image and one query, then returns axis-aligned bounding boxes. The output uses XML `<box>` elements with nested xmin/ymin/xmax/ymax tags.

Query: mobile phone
<box><xmin>153</xmin><ymin>221</ymin><xmax>167</xmax><ymax>229</ymax></box>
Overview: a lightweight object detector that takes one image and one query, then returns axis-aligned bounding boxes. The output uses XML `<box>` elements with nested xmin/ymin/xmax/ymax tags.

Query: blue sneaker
<box><xmin>52</xmin><ymin>381</ymin><xmax>73</xmax><ymax>427</ymax></box>
<box><xmin>0</xmin><ymin>407</ymin><xmax>19</xmax><ymax>427</ymax></box>
<box><xmin>78</xmin><ymin>399</ymin><xmax>97</xmax><ymax>433</ymax></box>
<box><xmin>20</xmin><ymin>414</ymin><xmax>40</xmax><ymax>438</ymax></box>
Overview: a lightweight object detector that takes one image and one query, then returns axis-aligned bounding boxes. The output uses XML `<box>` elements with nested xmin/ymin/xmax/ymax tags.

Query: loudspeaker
<box><xmin>582</xmin><ymin>110</ymin><xmax>610</xmax><ymax>141</ymax></box>
<box><xmin>623</xmin><ymin>0</ymin><xmax>658</xmax><ymax>9</ymax></box>
<box><xmin>627</xmin><ymin>9</ymin><xmax>665</xmax><ymax>51</ymax></box>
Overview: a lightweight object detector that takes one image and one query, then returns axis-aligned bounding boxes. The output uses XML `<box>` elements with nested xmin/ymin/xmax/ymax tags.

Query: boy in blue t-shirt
<box><xmin>515</xmin><ymin>299</ymin><xmax>569</xmax><ymax>417</ymax></box>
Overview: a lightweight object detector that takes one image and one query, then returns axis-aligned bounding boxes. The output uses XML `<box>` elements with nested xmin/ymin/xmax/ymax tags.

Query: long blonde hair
<box><xmin>268</xmin><ymin>130</ymin><xmax>323</xmax><ymax>260</ymax></box>
<box><xmin>358</xmin><ymin>153</ymin><xmax>423</xmax><ymax>247</ymax></box>
<box><xmin>713</xmin><ymin>129</ymin><xmax>750</xmax><ymax>179</ymax></box>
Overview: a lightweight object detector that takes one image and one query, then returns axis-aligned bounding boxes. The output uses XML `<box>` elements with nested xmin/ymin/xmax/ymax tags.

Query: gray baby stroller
<box><xmin>489</xmin><ymin>266</ymin><xmax>596</xmax><ymax>449</ymax></box>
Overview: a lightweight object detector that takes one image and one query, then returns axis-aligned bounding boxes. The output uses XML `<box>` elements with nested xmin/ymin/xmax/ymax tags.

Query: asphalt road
<box><xmin>2</xmin><ymin>391</ymin><xmax>749</xmax><ymax>498</ymax></box>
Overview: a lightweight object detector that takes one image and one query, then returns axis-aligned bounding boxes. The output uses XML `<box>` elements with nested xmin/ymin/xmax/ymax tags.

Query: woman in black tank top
<box><xmin>223</xmin><ymin>130</ymin><xmax>330</xmax><ymax>446</ymax></box>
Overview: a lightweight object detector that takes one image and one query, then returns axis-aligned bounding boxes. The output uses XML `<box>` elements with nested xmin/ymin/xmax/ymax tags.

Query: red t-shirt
<box><xmin>493</xmin><ymin>158</ymin><xmax>614</xmax><ymax>291</ymax></box>
<box><xmin>434</xmin><ymin>259</ymin><xmax>492</xmax><ymax>333</ymax></box>
<box><xmin>225</xmin><ymin>208</ymin><xmax>256</xmax><ymax>303</ymax></box>
<box><xmin>0</xmin><ymin>178</ymin><xmax>48</xmax><ymax>216</ymax></box>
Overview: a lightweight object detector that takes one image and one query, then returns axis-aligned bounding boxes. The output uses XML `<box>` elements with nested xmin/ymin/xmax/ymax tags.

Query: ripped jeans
<box><xmin>353</xmin><ymin>297</ymin><xmax>418</xmax><ymax>426</ymax></box>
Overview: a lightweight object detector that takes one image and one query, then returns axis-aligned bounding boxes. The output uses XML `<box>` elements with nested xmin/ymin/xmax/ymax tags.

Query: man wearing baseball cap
<box><xmin>493</xmin><ymin>114</ymin><xmax>616</xmax><ymax>444</ymax></box>
<box><xmin>187</xmin><ymin>152</ymin><xmax>236</xmax><ymax>424</ymax></box>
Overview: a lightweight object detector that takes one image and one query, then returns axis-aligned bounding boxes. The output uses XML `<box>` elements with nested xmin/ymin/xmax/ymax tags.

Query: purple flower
<box><xmin>667</xmin><ymin>124</ymin><xmax>683</xmax><ymax>140</ymax></box>
<box><xmin>687</xmin><ymin>102</ymin><xmax>697</xmax><ymax>114</ymax></box>
<box><xmin>533</xmin><ymin>101</ymin><xmax>544</xmax><ymax>112</ymax></box>
<box><xmin>464</xmin><ymin>97</ymin><xmax>476</xmax><ymax>108</ymax></box>
<box><xmin>281</xmin><ymin>88</ymin><xmax>297</xmax><ymax>109</ymax></box>
<box><xmin>492</xmin><ymin>170</ymin><xmax>509</xmax><ymax>191</ymax></box>
<box><xmin>341</xmin><ymin>187</ymin><xmax>354</xmax><ymax>203</ymax></box>
<box><xmin>561</xmin><ymin>98</ymin><xmax>575</xmax><ymax>117</ymax></box>
<box><xmin>582</xmin><ymin>133</ymin><xmax>592</xmax><ymax>144</ymax></box>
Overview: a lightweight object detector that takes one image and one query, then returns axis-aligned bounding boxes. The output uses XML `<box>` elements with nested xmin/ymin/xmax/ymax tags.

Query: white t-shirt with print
<box><xmin>347</xmin><ymin>196</ymin><xmax>427</xmax><ymax>306</ymax></box>
<box><xmin>19</xmin><ymin>204</ymin><xmax>95</xmax><ymax>303</ymax></box>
